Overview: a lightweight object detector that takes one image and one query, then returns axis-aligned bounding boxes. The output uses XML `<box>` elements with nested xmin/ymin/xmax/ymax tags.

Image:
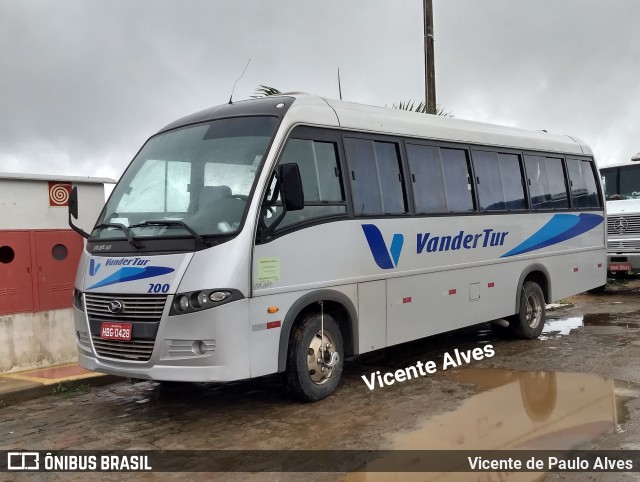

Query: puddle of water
<box><xmin>540</xmin><ymin>316</ymin><xmax>583</xmax><ymax>339</ymax></box>
<box><xmin>583</xmin><ymin>312</ymin><xmax>640</xmax><ymax>327</ymax></box>
<box><xmin>344</xmin><ymin>368</ymin><xmax>638</xmax><ymax>481</ymax></box>
<box><xmin>401</xmin><ymin>368</ymin><xmax>633</xmax><ymax>450</ymax></box>
<box><xmin>542</xmin><ymin>312</ymin><xmax>640</xmax><ymax>337</ymax></box>
<box><xmin>582</xmin><ymin>313</ymin><xmax>616</xmax><ymax>325</ymax></box>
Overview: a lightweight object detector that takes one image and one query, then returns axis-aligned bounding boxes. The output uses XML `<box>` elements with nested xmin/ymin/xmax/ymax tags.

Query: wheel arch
<box><xmin>515</xmin><ymin>264</ymin><xmax>551</xmax><ymax>313</ymax></box>
<box><xmin>277</xmin><ymin>289</ymin><xmax>358</xmax><ymax>372</ymax></box>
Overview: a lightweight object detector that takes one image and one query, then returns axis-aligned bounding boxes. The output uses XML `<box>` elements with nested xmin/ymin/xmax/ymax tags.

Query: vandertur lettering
<box><xmin>105</xmin><ymin>258</ymin><xmax>150</xmax><ymax>267</ymax></box>
<box><xmin>417</xmin><ymin>229</ymin><xmax>508</xmax><ymax>253</ymax></box>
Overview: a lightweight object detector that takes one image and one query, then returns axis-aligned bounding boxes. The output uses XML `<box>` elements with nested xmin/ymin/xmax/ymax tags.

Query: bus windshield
<box><xmin>601</xmin><ymin>164</ymin><xmax>640</xmax><ymax>201</ymax></box>
<box><xmin>93</xmin><ymin>116</ymin><xmax>279</xmax><ymax>240</ymax></box>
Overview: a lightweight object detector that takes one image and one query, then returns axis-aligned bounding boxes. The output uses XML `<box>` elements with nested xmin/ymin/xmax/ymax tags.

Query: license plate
<box><xmin>100</xmin><ymin>322</ymin><xmax>132</xmax><ymax>340</ymax></box>
<box><xmin>609</xmin><ymin>263</ymin><xmax>632</xmax><ymax>272</ymax></box>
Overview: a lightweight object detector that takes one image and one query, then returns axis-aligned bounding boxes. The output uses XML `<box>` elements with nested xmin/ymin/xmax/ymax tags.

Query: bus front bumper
<box><xmin>74</xmin><ymin>298</ymin><xmax>252</xmax><ymax>383</ymax></box>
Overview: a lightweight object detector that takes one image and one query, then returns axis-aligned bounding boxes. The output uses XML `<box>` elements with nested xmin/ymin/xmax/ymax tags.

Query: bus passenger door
<box><xmin>357</xmin><ymin>280</ymin><xmax>386</xmax><ymax>353</ymax></box>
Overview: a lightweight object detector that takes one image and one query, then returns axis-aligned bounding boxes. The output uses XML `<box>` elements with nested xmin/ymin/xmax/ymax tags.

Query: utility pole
<box><xmin>423</xmin><ymin>0</ymin><xmax>436</xmax><ymax>112</ymax></box>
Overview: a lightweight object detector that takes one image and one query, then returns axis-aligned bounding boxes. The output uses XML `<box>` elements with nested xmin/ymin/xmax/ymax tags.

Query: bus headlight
<box><xmin>192</xmin><ymin>291</ymin><xmax>210</xmax><ymax>308</ymax></box>
<box><xmin>73</xmin><ymin>289</ymin><xmax>85</xmax><ymax>311</ymax></box>
<box><xmin>169</xmin><ymin>289</ymin><xmax>243</xmax><ymax>316</ymax></box>
<box><xmin>210</xmin><ymin>291</ymin><xmax>230</xmax><ymax>302</ymax></box>
<box><xmin>174</xmin><ymin>295</ymin><xmax>190</xmax><ymax>312</ymax></box>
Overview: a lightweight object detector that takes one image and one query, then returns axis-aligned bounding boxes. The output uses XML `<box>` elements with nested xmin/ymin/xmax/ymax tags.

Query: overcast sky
<box><xmin>1</xmin><ymin>0</ymin><xmax>639</xmax><ymax>184</ymax></box>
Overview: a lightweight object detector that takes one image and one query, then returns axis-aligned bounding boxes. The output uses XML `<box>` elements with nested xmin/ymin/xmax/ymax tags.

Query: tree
<box><xmin>252</xmin><ymin>84</ymin><xmax>453</xmax><ymax>117</ymax></box>
<box><xmin>251</xmin><ymin>85</ymin><xmax>282</xmax><ymax>98</ymax></box>
<box><xmin>391</xmin><ymin>100</ymin><xmax>453</xmax><ymax>117</ymax></box>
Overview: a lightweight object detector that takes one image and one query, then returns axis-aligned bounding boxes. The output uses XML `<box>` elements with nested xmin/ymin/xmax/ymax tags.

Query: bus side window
<box><xmin>261</xmin><ymin>138</ymin><xmax>347</xmax><ymax>233</ymax></box>
<box><xmin>546</xmin><ymin>157</ymin><xmax>569</xmax><ymax>209</ymax></box>
<box><xmin>473</xmin><ymin>150</ymin><xmax>527</xmax><ymax>212</ymax></box>
<box><xmin>406</xmin><ymin>144</ymin><xmax>474</xmax><ymax>213</ymax></box>
<box><xmin>525</xmin><ymin>155</ymin><xmax>569</xmax><ymax>210</ymax></box>
<box><xmin>567</xmin><ymin>158</ymin><xmax>601</xmax><ymax>209</ymax></box>
<box><xmin>344</xmin><ymin>138</ymin><xmax>407</xmax><ymax>216</ymax></box>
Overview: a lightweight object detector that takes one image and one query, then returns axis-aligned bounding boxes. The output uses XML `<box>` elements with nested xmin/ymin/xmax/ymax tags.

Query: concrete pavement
<box><xmin>0</xmin><ymin>362</ymin><xmax>120</xmax><ymax>407</ymax></box>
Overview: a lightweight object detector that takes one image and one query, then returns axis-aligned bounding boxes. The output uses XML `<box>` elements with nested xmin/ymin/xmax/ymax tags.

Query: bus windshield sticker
<box><xmin>257</xmin><ymin>257</ymin><xmax>280</xmax><ymax>283</ymax></box>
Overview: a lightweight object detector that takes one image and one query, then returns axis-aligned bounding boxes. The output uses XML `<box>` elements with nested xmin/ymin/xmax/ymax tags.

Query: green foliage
<box><xmin>252</xmin><ymin>84</ymin><xmax>454</xmax><ymax>117</ymax></box>
<box><xmin>251</xmin><ymin>85</ymin><xmax>282</xmax><ymax>98</ymax></box>
<box><xmin>52</xmin><ymin>383</ymin><xmax>92</xmax><ymax>398</ymax></box>
<box><xmin>391</xmin><ymin>100</ymin><xmax>454</xmax><ymax>117</ymax></box>
<box><xmin>52</xmin><ymin>383</ymin><xmax>68</xmax><ymax>395</ymax></box>
<box><xmin>74</xmin><ymin>384</ymin><xmax>92</xmax><ymax>395</ymax></box>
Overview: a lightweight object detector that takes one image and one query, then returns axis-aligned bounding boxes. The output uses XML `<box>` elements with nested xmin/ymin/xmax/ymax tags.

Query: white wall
<box><xmin>0</xmin><ymin>309</ymin><xmax>77</xmax><ymax>372</ymax></box>
<box><xmin>0</xmin><ymin>178</ymin><xmax>106</xmax><ymax>372</ymax></box>
<box><xmin>0</xmin><ymin>179</ymin><xmax>105</xmax><ymax>232</ymax></box>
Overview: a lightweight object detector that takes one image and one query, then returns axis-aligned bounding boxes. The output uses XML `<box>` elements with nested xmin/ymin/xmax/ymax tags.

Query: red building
<box><xmin>0</xmin><ymin>173</ymin><xmax>114</xmax><ymax>371</ymax></box>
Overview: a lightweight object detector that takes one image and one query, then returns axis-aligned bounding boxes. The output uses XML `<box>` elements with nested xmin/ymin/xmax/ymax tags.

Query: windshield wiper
<box><xmin>94</xmin><ymin>223</ymin><xmax>145</xmax><ymax>249</ymax></box>
<box><xmin>130</xmin><ymin>220</ymin><xmax>212</xmax><ymax>246</ymax></box>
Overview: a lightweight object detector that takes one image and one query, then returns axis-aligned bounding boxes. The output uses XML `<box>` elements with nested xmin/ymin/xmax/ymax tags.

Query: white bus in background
<box><xmin>69</xmin><ymin>94</ymin><xmax>606</xmax><ymax>401</ymax></box>
<box><xmin>600</xmin><ymin>153</ymin><xmax>640</xmax><ymax>276</ymax></box>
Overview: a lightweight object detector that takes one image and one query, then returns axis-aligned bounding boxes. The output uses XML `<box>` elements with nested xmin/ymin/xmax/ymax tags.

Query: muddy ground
<box><xmin>3</xmin><ymin>279</ymin><xmax>640</xmax><ymax>481</ymax></box>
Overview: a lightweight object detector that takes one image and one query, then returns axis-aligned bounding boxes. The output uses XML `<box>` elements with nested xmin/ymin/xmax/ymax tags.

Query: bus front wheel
<box><xmin>508</xmin><ymin>281</ymin><xmax>546</xmax><ymax>339</ymax></box>
<box><xmin>284</xmin><ymin>312</ymin><xmax>344</xmax><ymax>402</ymax></box>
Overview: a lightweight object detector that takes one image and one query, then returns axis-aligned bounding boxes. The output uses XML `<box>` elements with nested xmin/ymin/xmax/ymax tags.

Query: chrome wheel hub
<box><xmin>307</xmin><ymin>330</ymin><xmax>339</xmax><ymax>385</ymax></box>
<box><xmin>525</xmin><ymin>293</ymin><xmax>543</xmax><ymax>329</ymax></box>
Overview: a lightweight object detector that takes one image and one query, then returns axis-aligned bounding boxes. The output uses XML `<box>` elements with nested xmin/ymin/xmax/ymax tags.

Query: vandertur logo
<box><xmin>89</xmin><ymin>259</ymin><xmax>101</xmax><ymax>276</ymax></box>
<box><xmin>362</xmin><ymin>224</ymin><xmax>404</xmax><ymax>269</ymax></box>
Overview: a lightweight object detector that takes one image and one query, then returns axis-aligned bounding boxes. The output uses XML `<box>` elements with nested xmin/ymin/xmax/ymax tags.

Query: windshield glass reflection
<box><xmin>93</xmin><ymin>116</ymin><xmax>279</xmax><ymax>240</ymax></box>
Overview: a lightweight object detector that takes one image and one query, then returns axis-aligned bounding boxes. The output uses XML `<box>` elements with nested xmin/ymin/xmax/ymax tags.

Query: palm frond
<box><xmin>391</xmin><ymin>100</ymin><xmax>454</xmax><ymax>117</ymax></box>
<box><xmin>251</xmin><ymin>85</ymin><xmax>282</xmax><ymax>98</ymax></box>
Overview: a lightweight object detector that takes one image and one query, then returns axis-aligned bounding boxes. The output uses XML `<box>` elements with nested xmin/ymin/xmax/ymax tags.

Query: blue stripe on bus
<box><xmin>501</xmin><ymin>213</ymin><xmax>604</xmax><ymax>258</ymax></box>
<box><xmin>87</xmin><ymin>266</ymin><xmax>175</xmax><ymax>289</ymax></box>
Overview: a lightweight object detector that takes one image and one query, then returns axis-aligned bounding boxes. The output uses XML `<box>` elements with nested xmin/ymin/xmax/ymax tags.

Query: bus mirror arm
<box><xmin>278</xmin><ymin>163</ymin><xmax>304</xmax><ymax>212</ymax></box>
<box><xmin>68</xmin><ymin>186</ymin><xmax>91</xmax><ymax>239</ymax></box>
<box><xmin>258</xmin><ymin>164</ymin><xmax>304</xmax><ymax>242</ymax></box>
<box><xmin>260</xmin><ymin>207</ymin><xmax>287</xmax><ymax>242</ymax></box>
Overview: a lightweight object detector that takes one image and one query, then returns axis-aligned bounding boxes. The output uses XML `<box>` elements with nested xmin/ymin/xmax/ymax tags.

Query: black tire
<box><xmin>507</xmin><ymin>281</ymin><xmax>546</xmax><ymax>339</ymax></box>
<box><xmin>284</xmin><ymin>312</ymin><xmax>344</xmax><ymax>402</ymax></box>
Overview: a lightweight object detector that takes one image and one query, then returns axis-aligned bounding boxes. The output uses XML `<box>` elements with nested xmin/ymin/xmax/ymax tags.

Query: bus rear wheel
<box><xmin>284</xmin><ymin>312</ymin><xmax>344</xmax><ymax>402</ymax></box>
<box><xmin>508</xmin><ymin>281</ymin><xmax>546</xmax><ymax>339</ymax></box>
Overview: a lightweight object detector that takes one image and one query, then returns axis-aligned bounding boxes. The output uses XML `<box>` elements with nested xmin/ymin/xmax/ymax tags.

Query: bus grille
<box><xmin>608</xmin><ymin>240</ymin><xmax>640</xmax><ymax>251</ymax></box>
<box><xmin>607</xmin><ymin>215</ymin><xmax>640</xmax><ymax>236</ymax></box>
<box><xmin>85</xmin><ymin>293</ymin><xmax>167</xmax><ymax>322</ymax></box>
<box><xmin>85</xmin><ymin>293</ymin><xmax>167</xmax><ymax>361</ymax></box>
<box><xmin>91</xmin><ymin>337</ymin><xmax>156</xmax><ymax>361</ymax></box>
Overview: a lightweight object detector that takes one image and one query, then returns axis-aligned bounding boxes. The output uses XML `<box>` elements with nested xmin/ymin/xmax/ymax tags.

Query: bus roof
<box><xmin>600</xmin><ymin>161</ymin><xmax>640</xmax><ymax>170</ymax></box>
<box><xmin>323</xmin><ymin>97</ymin><xmax>590</xmax><ymax>156</ymax></box>
<box><xmin>160</xmin><ymin>94</ymin><xmax>591</xmax><ymax>156</ymax></box>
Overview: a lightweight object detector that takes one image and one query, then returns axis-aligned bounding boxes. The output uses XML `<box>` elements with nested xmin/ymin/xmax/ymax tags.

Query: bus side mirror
<box><xmin>68</xmin><ymin>186</ymin><xmax>90</xmax><ymax>239</ymax></box>
<box><xmin>69</xmin><ymin>186</ymin><xmax>79</xmax><ymax>219</ymax></box>
<box><xmin>278</xmin><ymin>163</ymin><xmax>304</xmax><ymax>211</ymax></box>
